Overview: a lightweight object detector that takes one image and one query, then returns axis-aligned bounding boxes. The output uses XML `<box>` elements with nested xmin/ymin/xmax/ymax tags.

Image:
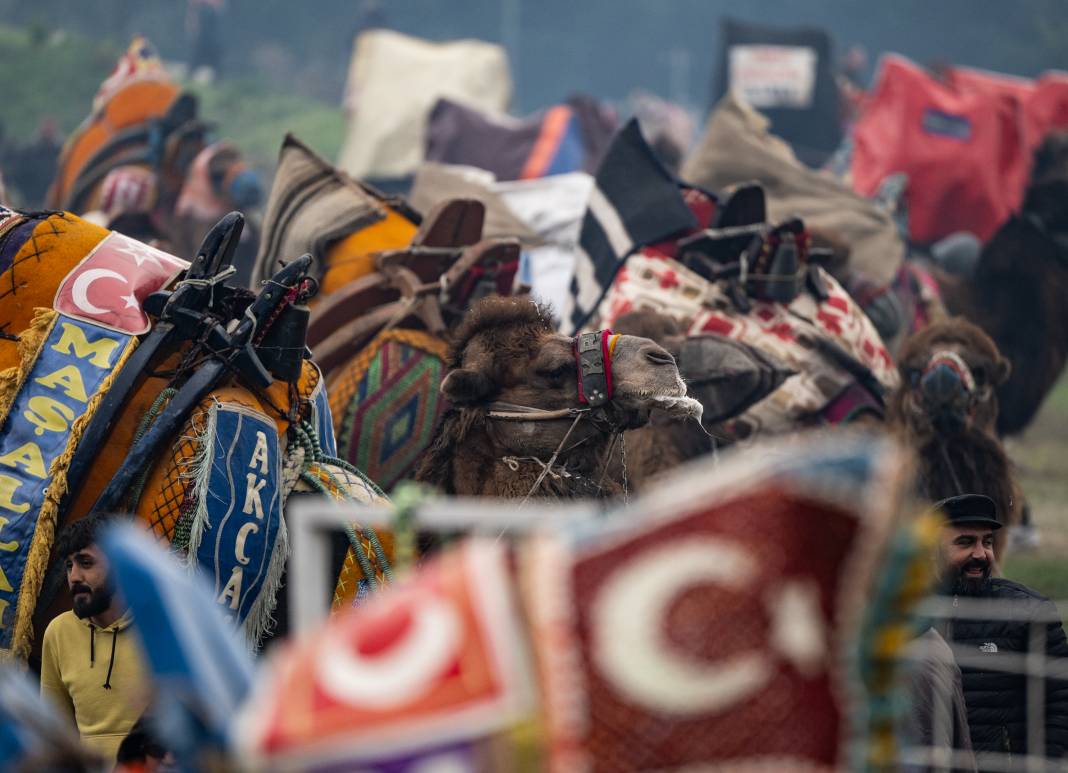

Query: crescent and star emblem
<box><xmin>55</xmin><ymin>232</ymin><xmax>189</xmax><ymax>334</ymax></box>
<box><xmin>70</xmin><ymin>268</ymin><xmax>139</xmax><ymax>315</ymax></box>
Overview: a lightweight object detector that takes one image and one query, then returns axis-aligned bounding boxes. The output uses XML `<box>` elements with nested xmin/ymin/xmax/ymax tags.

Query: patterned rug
<box><xmin>328</xmin><ymin>329</ymin><xmax>448</xmax><ymax>493</ymax></box>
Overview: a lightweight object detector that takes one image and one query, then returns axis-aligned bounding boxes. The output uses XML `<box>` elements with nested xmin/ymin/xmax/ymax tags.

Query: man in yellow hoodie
<box><xmin>40</xmin><ymin>517</ymin><xmax>150</xmax><ymax>763</ymax></box>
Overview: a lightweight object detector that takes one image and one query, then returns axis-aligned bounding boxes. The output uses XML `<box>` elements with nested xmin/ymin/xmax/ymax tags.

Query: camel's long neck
<box><xmin>443</xmin><ymin>413</ymin><xmax>618</xmax><ymax>499</ymax></box>
<box><xmin>959</xmin><ymin>219</ymin><xmax>1068</xmax><ymax>434</ymax></box>
<box><xmin>917</xmin><ymin>431</ymin><xmax>1017</xmax><ymax>524</ymax></box>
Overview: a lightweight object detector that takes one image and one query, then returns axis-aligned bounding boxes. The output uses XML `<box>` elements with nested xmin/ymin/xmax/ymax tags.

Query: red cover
<box><xmin>949</xmin><ymin>66</ymin><xmax>1068</xmax><ymax>154</ymax></box>
<box><xmin>851</xmin><ymin>55</ymin><xmax>1029</xmax><ymax>243</ymax></box>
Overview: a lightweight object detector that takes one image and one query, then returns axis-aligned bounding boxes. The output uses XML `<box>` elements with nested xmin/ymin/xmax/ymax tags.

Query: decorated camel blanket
<box><xmin>597</xmin><ymin>253</ymin><xmax>898</xmax><ymax>434</ymax></box>
<box><xmin>328</xmin><ymin>328</ymin><xmax>448</xmax><ymax>494</ymax></box>
<box><xmin>0</xmin><ymin>209</ymin><xmax>185</xmax><ymax>657</ymax></box>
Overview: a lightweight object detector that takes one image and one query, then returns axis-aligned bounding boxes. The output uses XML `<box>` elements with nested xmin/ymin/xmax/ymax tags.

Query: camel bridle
<box><xmin>485</xmin><ymin>330</ymin><xmax>620</xmax><ymax>425</ymax></box>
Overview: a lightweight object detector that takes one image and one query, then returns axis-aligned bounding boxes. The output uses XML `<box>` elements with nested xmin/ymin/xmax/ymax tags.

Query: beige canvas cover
<box><xmin>338</xmin><ymin>30</ymin><xmax>512</xmax><ymax>179</ymax></box>
<box><xmin>408</xmin><ymin>163</ymin><xmax>541</xmax><ymax>245</ymax></box>
<box><xmin>681</xmin><ymin>92</ymin><xmax>904</xmax><ymax>287</ymax></box>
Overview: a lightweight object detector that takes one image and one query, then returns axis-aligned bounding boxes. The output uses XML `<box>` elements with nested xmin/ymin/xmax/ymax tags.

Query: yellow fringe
<box><xmin>8</xmin><ymin>325</ymin><xmax>141</xmax><ymax>660</ymax></box>
<box><xmin>0</xmin><ymin>309</ymin><xmax>60</xmax><ymax>428</ymax></box>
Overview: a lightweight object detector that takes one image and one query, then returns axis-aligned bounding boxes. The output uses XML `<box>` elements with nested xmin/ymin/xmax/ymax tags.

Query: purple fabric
<box><xmin>424</xmin><ymin>95</ymin><xmax>617</xmax><ymax>181</ymax></box>
<box><xmin>0</xmin><ymin>217</ymin><xmax>42</xmax><ymax>277</ymax></box>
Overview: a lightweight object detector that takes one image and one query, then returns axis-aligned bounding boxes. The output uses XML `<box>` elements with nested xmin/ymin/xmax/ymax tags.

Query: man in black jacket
<box><xmin>933</xmin><ymin>494</ymin><xmax>1068</xmax><ymax>768</ymax></box>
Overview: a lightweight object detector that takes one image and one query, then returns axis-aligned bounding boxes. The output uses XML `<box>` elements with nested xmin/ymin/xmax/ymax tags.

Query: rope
<box><xmin>937</xmin><ymin>439</ymin><xmax>965</xmax><ymax>495</ymax></box>
<box><xmin>292</xmin><ymin>418</ymin><xmax>393</xmax><ymax>585</ymax></box>
<box><xmin>519</xmin><ymin>412</ymin><xmax>585</xmax><ymax>507</ymax></box>
<box><xmin>389</xmin><ymin>483</ymin><xmax>428</xmax><ymax>577</ymax></box>
<box><xmin>126</xmin><ymin>387</ymin><xmax>178</xmax><ymax>509</ymax></box>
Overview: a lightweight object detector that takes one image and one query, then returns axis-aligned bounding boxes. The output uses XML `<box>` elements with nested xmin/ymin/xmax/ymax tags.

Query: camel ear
<box><xmin>440</xmin><ymin>368</ymin><xmax>495</xmax><ymax>405</ymax></box>
<box><xmin>994</xmin><ymin>356</ymin><xmax>1012</xmax><ymax>386</ymax></box>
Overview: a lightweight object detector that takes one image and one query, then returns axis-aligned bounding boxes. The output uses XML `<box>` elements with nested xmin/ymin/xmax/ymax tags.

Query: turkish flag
<box><xmin>520</xmin><ymin>435</ymin><xmax>912</xmax><ymax>772</ymax></box>
<box><xmin>239</xmin><ymin>541</ymin><xmax>534</xmax><ymax>768</ymax></box>
<box><xmin>54</xmin><ymin>231</ymin><xmax>188</xmax><ymax>335</ymax></box>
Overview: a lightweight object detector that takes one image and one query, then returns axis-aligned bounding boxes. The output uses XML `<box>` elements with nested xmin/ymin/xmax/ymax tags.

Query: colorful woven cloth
<box><xmin>424</xmin><ymin>95</ymin><xmax>616</xmax><ymax>181</ymax></box>
<box><xmin>328</xmin><ymin>328</ymin><xmax>448</xmax><ymax>493</ymax></box>
<box><xmin>596</xmin><ymin>252</ymin><xmax>897</xmax><ymax>435</ymax></box>
<box><xmin>253</xmin><ymin>134</ymin><xmax>388</xmax><ymax>288</ymax></box>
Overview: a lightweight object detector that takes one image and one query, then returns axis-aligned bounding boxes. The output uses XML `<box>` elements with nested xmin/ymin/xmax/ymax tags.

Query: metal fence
<box><xmin>901</xmin><ymin>597</ymin><xmax>1068</xmax><ymax>773</ymax></box>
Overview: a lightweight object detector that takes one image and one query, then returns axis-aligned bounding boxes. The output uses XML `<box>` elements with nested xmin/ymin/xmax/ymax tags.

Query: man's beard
<box><xmin>945</xmin><ymin>557</ymin><xmax>992</xmax><ymax>596</ymax></box>
<box><xmin>70</xmin><ymin>582</ymin><xmax>114</xmax><ymax>619</ymax></box>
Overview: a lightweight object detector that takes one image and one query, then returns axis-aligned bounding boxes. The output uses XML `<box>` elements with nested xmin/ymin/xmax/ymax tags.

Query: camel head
<box><xmin>439</xmin><ymin>297</ymin><xmax>700</xmax><ymax>457</ymax></box>
<box><xmin>892</xmin><ymin>318</ymin><xmax>1010</xmax><ymax>440</ymax></box>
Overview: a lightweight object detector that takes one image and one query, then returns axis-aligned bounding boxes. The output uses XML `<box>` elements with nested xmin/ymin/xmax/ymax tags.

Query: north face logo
<box><xmin>979</xmin><ymin>642</ymin><xmax>998</xmax><ymax>653</ymax></box>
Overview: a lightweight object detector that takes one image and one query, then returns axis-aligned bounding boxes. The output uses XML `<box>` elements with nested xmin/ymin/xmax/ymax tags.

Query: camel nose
<box><xmin>920</xmin><ymin>361</ymin><xmax>971</xmax><ymax>429</ymax></box>
<box><xmin>643</xmin><ymin>344</ymin><xmax>676</xmax><ymax>367</ymax></box>
<box><xmin>921</xmin><ymin>362</ymin><xmax>964</xmax><ymax>405</ymax></box>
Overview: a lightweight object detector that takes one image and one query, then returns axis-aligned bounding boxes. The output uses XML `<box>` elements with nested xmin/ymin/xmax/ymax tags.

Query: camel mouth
<box><xmin>649</xmin><ymin>393</ymin><xmax>705</xmax><ymax>421</ymax></box>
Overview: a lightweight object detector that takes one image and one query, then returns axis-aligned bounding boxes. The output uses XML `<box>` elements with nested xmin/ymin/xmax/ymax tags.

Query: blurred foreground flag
<box><xmin>0</xmin><ymin>664</ymin><xmax>99</xmax><ymax>769</ymax></box>
<box><xmin>521</xmin><ymin>433</ymin><xmax>928</xmax><ymax>771</ymax></box>
<box><xmin>237</xmin><ymin>539</ymin><xmax>536</xmax><ymax>770</ymax></box>
<box><xmin>100</xmin><ymin>523</ymin><xmax>254</xmax><ymax>761</ymax></box>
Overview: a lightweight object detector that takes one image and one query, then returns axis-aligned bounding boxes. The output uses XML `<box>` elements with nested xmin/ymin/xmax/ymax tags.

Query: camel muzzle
<box><xmin>920</xmin><ymin>351</ymin><xmax>976</xmax><ymax>430</ymax></box>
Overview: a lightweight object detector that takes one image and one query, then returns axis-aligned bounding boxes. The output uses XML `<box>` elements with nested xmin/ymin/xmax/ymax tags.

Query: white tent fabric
<box><xmin>494</xmin><ymin>173</ymin><xmax>593</xmax><ymax>318</ymax></box>
<box><xmin>338</xmin><ymin>30</ymin><xmax>512</xmax><ymax>179</ymax></box>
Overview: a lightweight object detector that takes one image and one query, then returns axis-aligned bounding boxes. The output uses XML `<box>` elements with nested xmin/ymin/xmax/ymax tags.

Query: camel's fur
<box><xmin>414</xmin><ymin>297</ymin><xmax>687</xmax><ymax>498</ymax></box>
<box><xmin>888</xmin><ymin>318</ymin><xmax>1020</xmax><ymax>555</ymax></box>
<box><xmin>938</xmin><ymin>137</ymin><xmax>1068</xmax><ymax>436</ymax></box>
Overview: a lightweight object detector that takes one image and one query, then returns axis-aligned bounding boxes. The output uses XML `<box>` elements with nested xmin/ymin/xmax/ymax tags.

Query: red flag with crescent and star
<box><xmin>54</xmin><ymin>231</ymin><xmax>189</xmax><ymax>335</ymax></box>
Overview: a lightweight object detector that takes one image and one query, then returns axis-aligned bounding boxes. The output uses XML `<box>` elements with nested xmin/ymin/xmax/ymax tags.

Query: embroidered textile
<box><xmin>0</xmin><ymin>313</ymin><xmax>137</xmax><ymax>656</ymax></box>
<box><xmin>330</xmin><ymin>329</ymin><xmax>448</xmax><ymax>493</ymax></box>
<box><xmin>596</xmin><ymin>254</ymin><xmax>898</xmax><ymax>435</ymax></box>
<box><xmin>187</xmin><ymin>403</ymin><xmax>286</xmax><ymax>641</ymax></box>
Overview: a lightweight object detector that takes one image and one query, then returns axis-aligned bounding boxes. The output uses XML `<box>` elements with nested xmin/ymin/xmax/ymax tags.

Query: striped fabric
<box><xmin>562</xmin><ymin>119</ymin><xmax>696</xmax><ymax>334</ymax></box>
<box><xmin>101</xmin><ymin>523</ymin><xmax>254</xmax><ymax>758</ymax></box>
<box><xmin>252</xmin><ymin>134</ymin><xmax>384</xmax><ymax>286</ymax></box>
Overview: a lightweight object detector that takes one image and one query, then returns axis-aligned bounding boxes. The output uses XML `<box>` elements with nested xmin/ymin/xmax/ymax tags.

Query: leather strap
<box><xmin>575</xmin><ymin>330</ymin><xmax>614</xmax><ymax>407</ymax></box>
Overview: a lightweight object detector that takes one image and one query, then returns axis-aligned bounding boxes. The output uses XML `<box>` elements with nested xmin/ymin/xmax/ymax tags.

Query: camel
<box><xmin>934</xmin><ymin>172</ymin><xmax>1068</xmax><ymax>436</ymax></box>
<box><xmin>46</xmin><ymin>37</ymin><xmax>260</xmax><ymax>267</ymax></box>
<box><xmin>414</xmin><ymin>296</ymin><xmax>701</xmax><ymax>498</ymax></box>
<box><xmin>887</xmin><ymin>318</ymin><xmax>1019</xmax><ymax>554</ymax></box>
